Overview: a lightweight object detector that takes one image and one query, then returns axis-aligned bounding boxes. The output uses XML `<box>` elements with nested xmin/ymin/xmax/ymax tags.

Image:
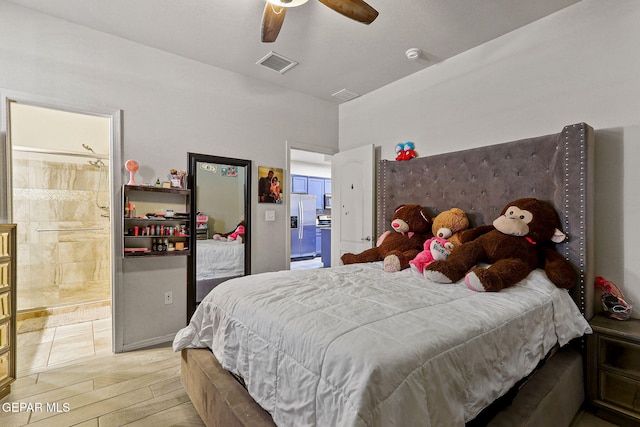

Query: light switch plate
<box><xmin>265</xmin><ymin>210</ymin><xmax>276</xmax><ymax>222</ymax></box>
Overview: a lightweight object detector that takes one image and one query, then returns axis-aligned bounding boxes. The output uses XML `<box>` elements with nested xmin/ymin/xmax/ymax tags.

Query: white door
<box><xmin>331</xmin><ymin>144</ymin><xmax>375</xmax><ymax>266</ymax></box>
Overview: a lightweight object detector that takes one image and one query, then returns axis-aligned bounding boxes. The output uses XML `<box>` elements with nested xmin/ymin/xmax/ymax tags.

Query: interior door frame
<box><xmin>187</xmin><ymin>153</ymin><xmax>252</xmax><ymax>320</ymax></box>
<box><xmin>0</xmin><ymin>89</ymin><xmax>123</xmax><ymax>352</ymax></box>
<box><xmin>285</xmin><ymin>141</ymin><xmax>337</xmax><ymax>268</ymax></box>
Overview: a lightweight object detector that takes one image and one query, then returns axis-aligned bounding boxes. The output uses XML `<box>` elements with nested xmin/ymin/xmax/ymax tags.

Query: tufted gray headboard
<box><xmin>377</xmin><ymin>123</ymin><xmax>595</xmax><ymax>318</ymax></box>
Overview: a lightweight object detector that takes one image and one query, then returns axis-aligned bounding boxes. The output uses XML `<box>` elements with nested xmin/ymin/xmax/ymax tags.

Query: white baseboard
<box><xmin>120</xmin><ymin>333</ymin><xmax>176</xmax><ymax>352</ymax></box>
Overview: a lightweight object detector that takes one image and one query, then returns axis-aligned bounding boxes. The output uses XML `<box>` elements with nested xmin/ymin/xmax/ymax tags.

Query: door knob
<box><xmin>361</xmin><ymin>236</ymin><xmax>371</xmax><ymax>241</ymax></box>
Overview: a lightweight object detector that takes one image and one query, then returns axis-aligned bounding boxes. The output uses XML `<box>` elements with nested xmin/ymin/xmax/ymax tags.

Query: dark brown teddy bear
<box><xmin>341</xmin><ymin>204</ymin><xmax>432</xmax><ymax>272</ymax></box>
<box><xmin>423</xmin><ymin>198</ymin><xmax>576</xmax><ymax>291</ymax></box>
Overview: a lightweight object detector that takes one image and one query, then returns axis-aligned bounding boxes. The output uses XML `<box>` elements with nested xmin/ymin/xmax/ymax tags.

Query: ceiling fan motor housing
<box><xmin>262</xmin><ymin>0</ymin><xmax>379</xmax><ymax>43</ymax></box>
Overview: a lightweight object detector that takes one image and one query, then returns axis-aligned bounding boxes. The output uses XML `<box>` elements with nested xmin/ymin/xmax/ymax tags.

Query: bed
<box><xmin>174</xmin><ymin>122</ymin><xmax>595</xmax><ymax>427</ymax></box>
<box><xmin>196</xmin><ymin>239</ymin><xmax>245</xmax><ymax>301</ymax></box>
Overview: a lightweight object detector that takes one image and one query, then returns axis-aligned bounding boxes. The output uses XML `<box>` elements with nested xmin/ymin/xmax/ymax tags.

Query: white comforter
<box><xmin>196</xmin><ymin>239</ymin><xmax>244</xmax><ymax>281</ymax></box>
<box><xmin>173</xmin><ymin>262</ymin><xmax>591</xmax><ymax>427</ymax></box>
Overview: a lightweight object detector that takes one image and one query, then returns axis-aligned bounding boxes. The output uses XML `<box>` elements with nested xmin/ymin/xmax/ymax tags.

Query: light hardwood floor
<box><xmin>0</xmin><ymin>316</ymin><xmax>617</xmax><ymax>427</ymax></box>
<box><xmin>2</xmin><ymin>313</ymin><xmax>204</xmax><ymax>427</ymax></box>
<box><xmin>1</xmin><ymin>341</ymin><xmax>204</xmax><ymax>426</ymax></box>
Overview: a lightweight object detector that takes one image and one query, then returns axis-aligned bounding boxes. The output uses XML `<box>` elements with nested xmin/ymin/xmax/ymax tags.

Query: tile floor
<box><xmin>2</xmin><ymin>342</ymin><xmax>202</xmax><ymax>427</ymax></box>
<box><xmin>17</xmin><ymin>314</ymin><xmax>112</xmax><ymax>376</ymax></box>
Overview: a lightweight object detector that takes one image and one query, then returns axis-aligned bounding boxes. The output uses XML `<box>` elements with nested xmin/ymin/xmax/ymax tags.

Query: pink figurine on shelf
<box><xmin>125</xmin><ymin>159</ymin><xmax>139</xmax><ymax>185</ymax></box>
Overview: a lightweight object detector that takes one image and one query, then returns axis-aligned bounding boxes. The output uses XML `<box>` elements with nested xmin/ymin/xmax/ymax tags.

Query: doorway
<box><xmin>289</xmin><ymin>148</ymin><xmax>333</xmax><ymax>270</ymax></box>
<box><xmin>6</xmin><ymin>101</ymin><xmax>114</xmax><ymax>373</ymax></box>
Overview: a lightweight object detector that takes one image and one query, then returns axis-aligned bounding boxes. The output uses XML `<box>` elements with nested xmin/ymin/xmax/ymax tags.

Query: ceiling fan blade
<box><xmin>262</xmin><ymin>3</ymin><xmax>287</xmax><ymax>43</ymax></box>
<box><xmin>318</xmin><ymin>0</ymin><xmax>378</xmax><ymax>25</ymax></box>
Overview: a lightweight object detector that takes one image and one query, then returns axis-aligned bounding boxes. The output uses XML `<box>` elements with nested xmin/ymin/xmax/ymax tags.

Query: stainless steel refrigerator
<box><xmin>291</xmin><ymin>194</ymin><xmax>316</xmax><ymax>259</ymax></box>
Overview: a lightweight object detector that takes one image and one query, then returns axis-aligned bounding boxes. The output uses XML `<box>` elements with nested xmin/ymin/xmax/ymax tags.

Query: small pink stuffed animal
<box><xmin>213</xmin><ymin>223</ymin><xmax>245</xmax><ymax>242</ymax></box>
<box><xmin>227</xmin><ymin>224</ymin><xmax>245</xmax><ymax>241</ymax></box>
<box><xmin>409</xmin><ymin>237</ymin><xmax>455</xmax><ymax>275</ymax></box>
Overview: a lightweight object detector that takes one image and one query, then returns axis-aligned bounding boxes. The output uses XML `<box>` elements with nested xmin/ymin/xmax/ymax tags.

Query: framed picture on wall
<box><xmin>258</xmin><ymin>166</ymin><xmax>283</xmax><ymax>204</ymax></box>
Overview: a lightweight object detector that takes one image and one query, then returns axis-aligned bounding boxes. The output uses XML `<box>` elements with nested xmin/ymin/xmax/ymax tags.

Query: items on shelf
<box><xmin>196</xmin><ymin>213</ymin><xmax>208</xmax><ymax>229</ymax></box>
<box><xmin>196</xmin><ymin>212</ymin><xmax>209</xmax><ymax>240</ymax></box>
<box><xmin>122</xmin><ymin>184</ymin><xmax>191</xmax><ymax>257</ymax></box>
<box><xmin>169</xmin><ymin>169</ymin><xmax>187</xmax><ymax>188</ymax></box>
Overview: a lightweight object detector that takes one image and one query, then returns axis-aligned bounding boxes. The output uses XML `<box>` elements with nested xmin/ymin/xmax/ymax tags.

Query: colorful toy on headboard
<box><xmin>395</xmin><ymin>142</ymin><xmax>417</xmax><ymax>161</ymax></box>
<box><xmin>424</xmin><ymin>198</ymin><xmax>576</xmax><ymax>292</ymax></box>
<box><xmin>341</xmin><ymin>204</ymin><xmax>432</xmax><ymax>272</ymax></box>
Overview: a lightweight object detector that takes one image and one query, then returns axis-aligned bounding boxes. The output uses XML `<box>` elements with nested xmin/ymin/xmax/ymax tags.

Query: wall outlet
<box><xmin>164</xmin><ymin>291</ymin><xmax>173</xmax><ymax>305</ymax></box>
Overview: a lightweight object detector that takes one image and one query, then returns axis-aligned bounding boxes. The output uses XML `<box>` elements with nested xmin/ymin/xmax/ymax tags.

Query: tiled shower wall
<box><xmin>12</xmin><ymin>153</ymin><xmax>111</xmax><ymax>312</ymax></box>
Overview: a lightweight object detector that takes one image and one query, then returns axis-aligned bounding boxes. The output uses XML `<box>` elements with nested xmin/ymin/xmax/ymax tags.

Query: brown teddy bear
<box><xmin>423</xmin><ymin>198</ymin><xmax>576</xmax><ymax>292</ymax></box>
<box><xmin>341</xmin><ymin>204</ymin><xmax>432</xmax><ymax>272</ymax></box>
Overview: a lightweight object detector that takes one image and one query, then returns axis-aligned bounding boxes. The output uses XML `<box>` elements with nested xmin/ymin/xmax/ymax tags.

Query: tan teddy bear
<box><xmin>431</xmin><ymin>208</ymin><xmax>469</xmax><ymax>247</ymax></box>
<box><xmin>408</xmin><ymin>208</ymin><xmax>469</xmax><ymax>274</ymax></box>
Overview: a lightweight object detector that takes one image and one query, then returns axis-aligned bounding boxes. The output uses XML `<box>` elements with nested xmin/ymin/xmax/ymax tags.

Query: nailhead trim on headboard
<box><xmin>376</xmin><ymin>123</ymin><xmax>594</xmax><ymax>318</ymax></box>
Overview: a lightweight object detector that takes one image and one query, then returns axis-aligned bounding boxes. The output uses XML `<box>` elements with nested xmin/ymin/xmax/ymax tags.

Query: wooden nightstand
<box><xmin>587</xmin><ymin>314</ymin><xmax>640</xmax><ymax>426</ymax></box>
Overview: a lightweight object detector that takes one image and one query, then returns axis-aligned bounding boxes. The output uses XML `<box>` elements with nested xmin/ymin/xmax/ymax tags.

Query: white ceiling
<box><xmin>7</xmin><ymin>0</ymin><xmax>581</xmax><ymax>103</ymax></box>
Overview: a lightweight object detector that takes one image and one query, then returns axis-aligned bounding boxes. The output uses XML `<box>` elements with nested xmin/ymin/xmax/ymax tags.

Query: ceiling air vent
<box><xmin>257</xmin><ymin>51</ymin><xmax>298</xmax><ymax>74</ymax></box>
<box><xmin>332</xmin><ymin>89</ymin><xmax>360</xmax><ymax>102</ymax></box>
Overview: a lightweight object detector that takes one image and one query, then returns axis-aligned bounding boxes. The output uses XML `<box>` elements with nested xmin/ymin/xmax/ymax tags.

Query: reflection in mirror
<box><xmin>187</xmin><ymin>153</ymin><xmax>251</xmax><ymax>319</ymax></box>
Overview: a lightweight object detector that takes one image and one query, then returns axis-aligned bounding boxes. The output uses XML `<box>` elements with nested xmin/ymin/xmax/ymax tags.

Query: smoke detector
<box><xmin>405</xmin><ymin>48</ymin><xmax>422</xmax><ymax>60</ymax></box>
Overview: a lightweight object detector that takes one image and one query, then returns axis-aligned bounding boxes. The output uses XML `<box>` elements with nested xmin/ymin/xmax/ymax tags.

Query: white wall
<box><xmin>196</xmin><ymin>165</ymin><xmax>245</xmax><ymax>234</ymax></box>
<box><xmin>340</xmin><ymin>0</ymin><xmax>640</xmax><ymax>317</ymax></box>
<box><xmin>0</xmin><ymin>1</ymin><xmax>338</xmax><ymax>349</ymax></box>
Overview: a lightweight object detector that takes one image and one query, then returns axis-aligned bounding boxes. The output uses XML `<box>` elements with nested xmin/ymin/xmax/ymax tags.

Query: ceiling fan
<box><xmin>261</xmin><ymin>0</ymin><xmax>379</xmax><ymax>43</ymax></box>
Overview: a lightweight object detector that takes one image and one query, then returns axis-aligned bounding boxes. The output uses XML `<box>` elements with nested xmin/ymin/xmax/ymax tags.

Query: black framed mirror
<box><xmin>187</xmin><ymin>153</ymin><xmax>251</xmax><ymax>319</ymax></box>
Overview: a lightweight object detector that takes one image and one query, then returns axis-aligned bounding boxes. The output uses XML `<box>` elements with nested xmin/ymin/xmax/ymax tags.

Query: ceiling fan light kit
<box><xmin>266</xmin><ymin>0</ymin><xmax>309</xmax><ymax>7</ymax></box>
<box><xmin>261</xmin><ymin>0</ymin><xmax>379</xmax><ymax>43</ymax></box>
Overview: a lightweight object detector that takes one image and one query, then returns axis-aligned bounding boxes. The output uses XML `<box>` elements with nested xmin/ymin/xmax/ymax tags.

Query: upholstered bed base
<box><xmin>181</xmin><ymin>345</ymin><xmax>584</xmax><ymax>427</ymax></box>
<box><xmin>196</xmin><ymin>276</ymin><xmax>241</xmax><ymax>302</ymax></box>
<box><xmin>486</xmin><ymin>345</ymin><xmax>585</xmax><ymax>427</ymax></box>
<box><xmin>180</xmin><ymin>348</ymin><xmax>275</xmax><ymax>427</ymax></box>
